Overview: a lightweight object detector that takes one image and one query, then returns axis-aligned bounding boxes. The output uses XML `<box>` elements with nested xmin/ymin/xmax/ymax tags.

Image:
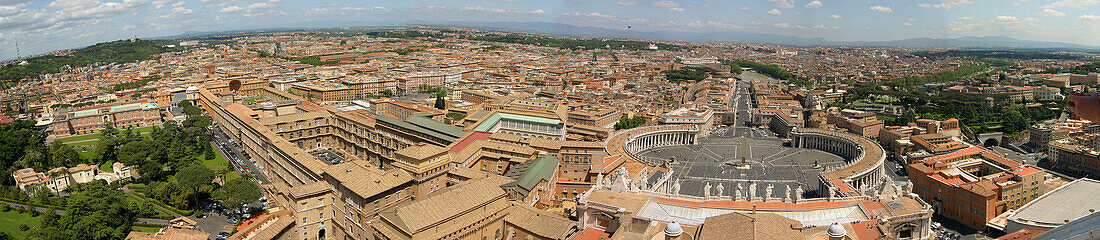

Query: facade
<box><xmin>567</xmin><ymin>104</ymin><xmax>622</xmax><ymax>129</ymax></box>
<box><xmin>907</xmin><ymin>146</ymin><xmax>1045</xmax><ymax>229</ymax></box>
<box><xmin>1047</xmin><ymin>134</ymin><xmax>1100</xmax><ymax>177</ymax></box>
<box><xmin>13</xmin><ymin>164</ymin><xmax>103</xmax><ymax>194</ymax></box>
<box><xmin>52</xmin><ymin>102</ymin><xmax>163</xmax><ymax>137</ymax></box>
<box><xmin>826</xmin><ymin>108</ymin><xmax>885</xmax><ymax>138</ymax></box>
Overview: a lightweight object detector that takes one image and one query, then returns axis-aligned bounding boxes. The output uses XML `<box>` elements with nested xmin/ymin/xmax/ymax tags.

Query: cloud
<box><xmin>869</xmin><ymin>5</ymin><xmax>893</xmax><ymax>13</ymax></box>
<box><xmin>1079</xmin><ymin>14</ymin><xmax>1100</xmax><ymax>21</ymax></box>
<box><xmin>615</xmin><ymin>0</ymin><xmax>638</xmax><ymax>6</ymax></box>
<box><xmin>669</xmin><ymin>7</ymin><xmax>684</xmax><ymax>12</ymax></box>
<box><xmin>917</xmin><ymin>0</ymin><xmax>974</xmax><ymax>9</ymax></box>
<box><xmin>170</xmin><ymin>6</ymin><xmax>193</xmax><ymax>14</ymax></box>
<box><xmin>220</xmin><ymin>5</ymin><xmax>242</xmax><ymax>12</ymax></box>
<box><xmin>739</xmin><ymin>6</ymin><xmax>748</xmax><ymax>10</ymax></box>
<box><xmin>904</xmin><ymin>22</ymin><xmax>913</xmax><ymax>26</ymax></box>
<box><xmin>1039</xmin><ymin>9</ymin><xmax>1067</xmax><ymax>17</ymax></box>
<box><xmin>651</xmin><ymin>1</ymin><xmax>679</xmax><ymax>8</ymax></box>
<box><xmin>830</xmin><ymin>14</ymin><xmax>842</xmax><ymax>19</ymax></box>
<box><xmin>1044</xmin><ymin>0</ymin><xmax>1100</xmax><ymax>8</ymax></box>
<box><xmin>995</xmin><ymin>16</ymin><xmax>1019</xmax><ymax>22</ymax></box>
<box><xmin>956</xmin><ymin>16</ymin><xmax>973</xmax><ymax>20</ymax></box>
<box><xmin>769</xmin><ymin>0</ymin><xmax>795</xmax><ymax>8</ymax></box>
<box><xmin>804</xmin><ymin>1</ymin><xmax>822</xmax><ymax>8</ymax></box>
<box><xmin>461</xmin><ymin>6</ymin><xmax>506</xmax><ymax>13</ymax></box>
<box><xmin>766</xmin><ymin>9</ymin><xmax>782</xmax><ymax>15</ymax></box>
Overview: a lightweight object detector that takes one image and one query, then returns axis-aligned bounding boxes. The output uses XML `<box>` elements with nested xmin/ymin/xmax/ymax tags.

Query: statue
<box><xmin>784</xmin><ymin>185</ymin><xmax>792</xmax><ymax>202</ymax></box>
<box><xmin>765</xmin><ymin>184</ymin><xmax>774</xmax><ymax>200</ymax></box>
<box><xmin>671</xmin><ymin>179</ymin><xmax>681</xmax><ymax>194</ymax></box>
<box><xmin>749</xmin><ymin>182</ymin><xmax>758</xmax><ymax>200</ymax></box>
<box><xmin>795</xmin><ymin>185</ymin><xmax>804</xmax><ymax>201</ymax></box>
<box><xmin>716</xmin><ymin>183</ymin><xmax>725</xmax><ymax>197</ymax></box>
<box><xmin>734</xmin><ymin>184</ymin><xmax>743</xmax><ymax>201</ymax></box>
<box><xmin>703</xmin><ymin>182</ymin><xmax>712</xmax><ymax>198</ymax></box>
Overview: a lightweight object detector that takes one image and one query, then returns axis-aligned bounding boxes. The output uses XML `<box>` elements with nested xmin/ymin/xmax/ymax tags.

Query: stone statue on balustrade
<box><xmin>734</xmin><ymin>183</ymin><xmax>743</xmax><ymax>201</ymax></box>
<box><xmin>748</xmin><ymin>182</ymin><xmax>757</xmax><ymax>200</ymax></box>
<box><xmin>703</xmin><ymin>182</ymin><xmax>712</xmax><ymax>198</ymax></box>
<box><xmin>784</xmin><ymin>185</ymin><xmax>792</xmax><ymax>202</ymax></box>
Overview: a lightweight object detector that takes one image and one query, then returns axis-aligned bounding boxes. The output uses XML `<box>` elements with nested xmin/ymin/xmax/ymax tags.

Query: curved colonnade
<box><xmin>605</xmin><ymin>124</ymin><xmax>886</xmax><ymax>193</ymax></box>
<box><xmin>604</xmin><ymin>125</ymin><xmax>700</xmax><ymax>166</ymax></box>
<box><xmin>790</xmin><ymin>128</ymin><xmax>886</xmax><ymax>191</ymax></box>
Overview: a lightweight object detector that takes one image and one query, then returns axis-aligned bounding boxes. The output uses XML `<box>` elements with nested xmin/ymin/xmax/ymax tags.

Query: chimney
<box><xmin>752</xmin><ymin>204</ymin><xmax>757</xmax><ymax>214</ymax></box>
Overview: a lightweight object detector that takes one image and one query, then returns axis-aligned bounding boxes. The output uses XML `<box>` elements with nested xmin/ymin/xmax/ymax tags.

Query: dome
<box><xmin>664</xmin><ymin>221</ymin><xmax>683</xmax><ymax>237</ymax></box>
<box><xmin>186</xmin><ymin>86</ymin><xmax>199</xmax><ymax>91</ymax></box>
<box><xmin>827</xmin><ymin>223</ymin><xmax>847</xmax><ymax>237</ymax></box>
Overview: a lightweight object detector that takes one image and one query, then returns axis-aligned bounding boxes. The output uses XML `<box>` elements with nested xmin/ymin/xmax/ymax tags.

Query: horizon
<box><xmin>2</xmin><ymin>0</ymin><xmax>1100</xmax><ymax>60</ymax></box>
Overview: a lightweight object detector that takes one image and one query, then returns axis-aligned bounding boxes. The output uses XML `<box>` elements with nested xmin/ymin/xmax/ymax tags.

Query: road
<box><xmin>209</xmin><ymin>124</ymin><xmax>271</xmax><ymax>185</ymax></box>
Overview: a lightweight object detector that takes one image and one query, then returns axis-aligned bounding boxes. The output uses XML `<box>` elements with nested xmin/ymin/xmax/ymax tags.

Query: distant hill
<box><xmin>415</xmin><ymin>21</ymin><xmax>1099</xmax><ymax>50</ymax></box>
<box><xmin>0</xmin><ymin>39</ymin><xmax>171</xmax><ymax>85</ymax></box>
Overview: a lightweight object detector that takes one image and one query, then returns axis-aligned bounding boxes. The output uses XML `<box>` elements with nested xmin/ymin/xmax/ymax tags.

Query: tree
<box><xmin>147</xmin><ymin>181</ymin><xmax>194</xmax><ymax>210</ymax></box>
<box><xmin>434</xmin><ymin>94</ymin><xmax>446</xmax><ymax>110</ymax></box>
<box><xmin>614</xmin><ymin>116</ymin><xmax>647</xmax><ymax>130</ymax></box>
<box><xmin>214</xmin><ymin>178</ymin><xmax>261</xmax><ymax>207</ymax></box>
<box><xmin>50</xmin><ymin>143</ymin><xmax>81</xmax><ymax>166</ymax></box>
<box><xmin>32</xmin><ymin>181</ymin><xmax>134</xmax><ymax>240</ymax></box>
<box><xmin>381</xmin><ymin>89</ymin><xmax>393</xmax><ymax>97</ymax></box>
<box><xmin>176</xmin><ymin>164</ymin><xmax>216</xmax><ymax>189</ymax></box>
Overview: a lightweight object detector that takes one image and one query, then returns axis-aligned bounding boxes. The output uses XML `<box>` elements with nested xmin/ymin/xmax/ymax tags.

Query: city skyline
<box><xmin>3</xmin><ymin>0</ymin><xmax>1100</xmax><ymax>61</ymax></box>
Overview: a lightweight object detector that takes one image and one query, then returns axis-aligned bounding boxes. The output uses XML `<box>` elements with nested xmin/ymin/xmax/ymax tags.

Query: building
<box><xmin>51</xmin><ymin>102</ymin><xmax>163</xmax><ymax>137</ymax></box>
<box><xmin>1048</xmin><ymin>134</ymin><xmax>1100</xmax><ymax>177</ymax></box>
<box><xmin>369</xmin><ymin>176</ymin><xmax>514</xmax><ymax>240</ymax></box>
<box><xmin>826</xmin><ymin>108</ymin><xmax>885</xmax><ymax>138</ymax></box>
<box><xmin>574</xmin><ymin>171</ymin><xmax>934</xmax><ymax>240</ymax></box>
<box><xmin>1001</xmin><ymin>178</ymin><xmax>1100</xmax><ymax>234</ymax></box>
<box><xmin>12</xmin><ymin>164</ymin><xmax>101</xmax><ymax>194</ymax></box>
<box><xmin>908</xmin><ymin>146</ymin><xmax>1046</xmax><ymax>229</ymax></box>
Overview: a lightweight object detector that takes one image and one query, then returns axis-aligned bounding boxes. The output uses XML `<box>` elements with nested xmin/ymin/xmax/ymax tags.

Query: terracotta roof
<box><xmin>697</xmin><ymin>212</ymin><xmax>803</xmax><ymax>240</ymax></box>
<box><xmin>503</xmin><ymin>203</ymin><xmax>576</xmax><ymax>240</ymax></box>
<box><xmin>395</xmin><ymin>143</ymin><xmax>447</xmax><ymax>161</ymax></box>
<box><xmin>378</xmin><ymin>176</ymin><xmax>509</xmax><ymax>234</ymax></box>
<box><xmin>322</xmin><ymin>161</ymin><xmax>413</xmax><ymax>199</ymax></box>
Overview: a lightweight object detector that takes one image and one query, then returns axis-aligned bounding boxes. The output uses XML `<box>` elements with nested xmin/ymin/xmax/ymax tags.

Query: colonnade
<box><xmin>624</xmin><ymin>131</ymin><xmax>697</xmax><ymax>155</ymax></box>
<box><xmin>792</xmin><ymin>130</ymin><xmax>885</xmax><ymax>191</ymax></box>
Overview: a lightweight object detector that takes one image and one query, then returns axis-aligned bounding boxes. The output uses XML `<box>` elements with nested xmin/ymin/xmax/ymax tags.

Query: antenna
<box><xmin>15</xmin><ymin>41</ymin><xmax>20</xmax><ymax>60</ymax></box>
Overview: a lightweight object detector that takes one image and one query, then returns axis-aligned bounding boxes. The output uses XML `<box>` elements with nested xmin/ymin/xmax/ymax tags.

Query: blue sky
<box><xmin>2</xmin><ymin>0</ymin><xmax>1099</xmax><ymax>60</ymax></box>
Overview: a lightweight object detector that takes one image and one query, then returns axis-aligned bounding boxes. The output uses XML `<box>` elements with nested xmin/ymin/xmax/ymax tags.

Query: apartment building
<box><xmin>825</xmin><ymin>108</ymin><xmax>884</xmax><ymax>138</ymax></box>
<box><xmin>1048</xmin><ymin>134</ymin><xmax>1100</xmax><ymax>177</ymax></box>
<box><xmin>908</xmin><ymin>146</ymin><xmax>1045</xmax><ymax>229</ymax></box>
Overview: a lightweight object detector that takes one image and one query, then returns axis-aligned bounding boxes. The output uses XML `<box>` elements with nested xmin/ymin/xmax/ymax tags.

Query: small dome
<box><xmin>664</xmin><ymin>221</ymin><xmax>683</xmax><ymax>237</ymax></box>
<box><xmin>186</xmin><ymin>86</ymin><xmax>199</xmax><ymax>91</ymax></box>
<box><xmin>827</xmin><ymin>223</ymin><xmax>847</xmax><ymax>237</ymax></box>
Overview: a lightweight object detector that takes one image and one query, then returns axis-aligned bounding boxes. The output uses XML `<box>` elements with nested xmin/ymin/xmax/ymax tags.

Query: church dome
<box><xmin>664</xmin><ymin>221</ymin><xmax>683</xmax><ymax>237</ymax></box>
<box><xmin>827</xmin><ymin>223</ymin><xmax>847</xmax><ymax>237</ymax></box>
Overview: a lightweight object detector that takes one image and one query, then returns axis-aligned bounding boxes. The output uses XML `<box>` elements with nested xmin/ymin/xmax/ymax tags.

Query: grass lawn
<box><xmin>56</xmin><ymin>133</ymin><xmax>103</xmax><ymax>144</ymax></box>
<box><xmin>131</xmin><ymin>225</ymin><xmax>163</xmax><ymax>233</ymax></box>
<box><xmin>100</xmin><ymin>161</ymin><xmax>114</xmax><ymax>172</ymax></box>
<box><xmin>224</xmin><ymin>171</ymin><xmax>240</xmax><ymax>182</ymax></box>
<box><xmin>201</xmin><ymin>152</ymin><xmax>229</xmax><ymax>172</ymax></box>
<box><xmin>0</xmin><ymin>210</ymin><xmax>44</xmax><ymax>240</ymax></box>
<box><xmin>56</xmin><ymin>126</ymin><xmax>159</xmax><ymax>145</ymax></box>
<box><xmin>77</xmin><ymin>148</ymin><xmax>99</xmax><ymax>161</ymax></box>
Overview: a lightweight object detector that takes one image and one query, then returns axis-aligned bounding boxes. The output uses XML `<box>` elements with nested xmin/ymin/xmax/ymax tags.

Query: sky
<box><xmin>1</xmin><ymin>0</ymin><xmax>1099</xmax><ymax>60</ymax></box>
